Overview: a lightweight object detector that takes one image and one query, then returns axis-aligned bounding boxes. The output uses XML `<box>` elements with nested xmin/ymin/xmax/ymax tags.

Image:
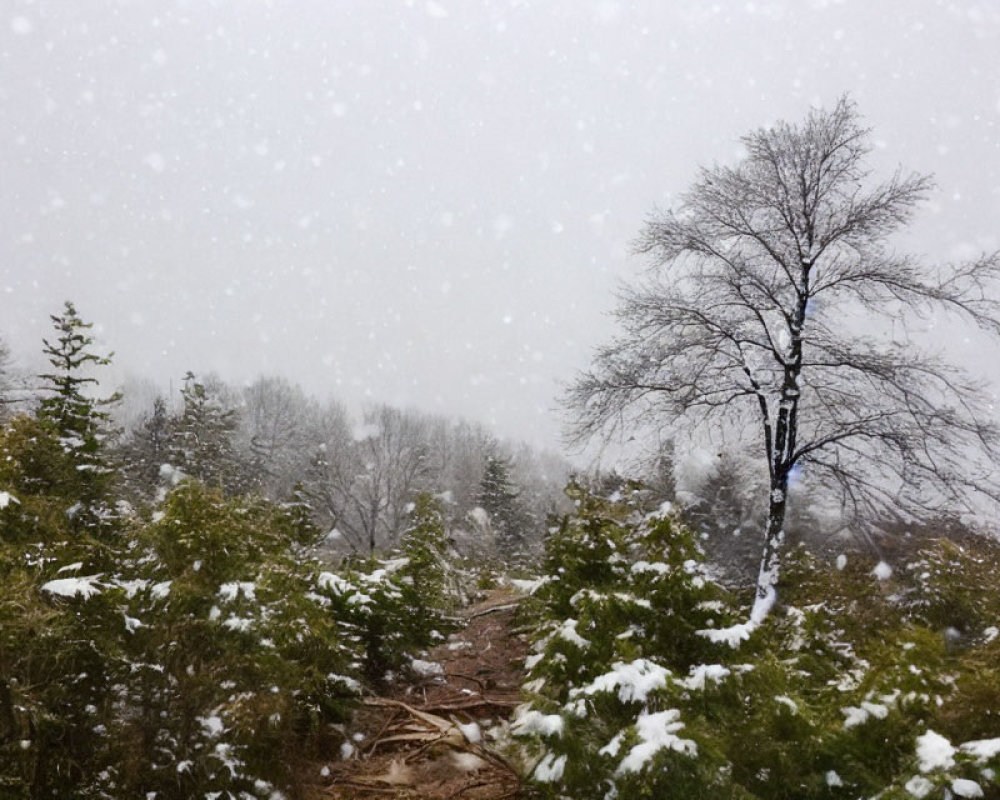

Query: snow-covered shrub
<box><xmin>396</xmin><ymin>492</ymin><xmax>453</xmax><ymax>622</ymax></box>
<box><xmin>108</xmin><ymin>480</ymin><xmax>355</xmax><ymax>799</ymax></box>
<box><xmin>0</xmin><ymin>415</ymin><xmax>129</xmax><ymax>798</ymax></box>
<box><xmin>515</xmin><ymin>483</ymin><xmax>738</xmax><ymax>798</ymax></box>
<box><xmin>317</xmin><ymin>548</ymin><xmax>453</xmax><ymax>687</ymax></box>
<box><xmin>1</xmin><ymin>408</ymin><xmax>454</xmax><ymax>799</ymax></box>
<box><xmin>516</xmin><ymin>483</ymin><xmax>1000</xmax><ymax>799</ymax></box>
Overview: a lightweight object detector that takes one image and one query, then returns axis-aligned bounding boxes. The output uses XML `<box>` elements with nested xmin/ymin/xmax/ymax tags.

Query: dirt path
<box><xmin>301</xmin><ymin>590</ymin><xmax>529</xmax><ymax>800</ymax></box>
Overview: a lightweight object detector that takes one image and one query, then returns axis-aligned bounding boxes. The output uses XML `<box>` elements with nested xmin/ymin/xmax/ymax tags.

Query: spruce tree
<box><xmin>118</xmin><ymin>395</ymin><xmax>173</xmax><ymax>504</ymax></box>
<box><xmin>171</xmin><ymin>372</ymin><xmax>244</xmax><ymax>493</ymax></box>
<box><xmin>37</xmin><ymin>301</ymin><xmax>120</xmax><ymax>514</ymax></box>
<box><xmin>478</xmin><ymin>452</ymin><xmax>526</xmax><ymax>561</ymax></box>
<box><xmin>1</xmin><ymin>305</ymin><xmax>127</xmax><ymax>794</ymax></box>
<box><xmin>398</xmin><ymin>492</ymin><xmax>450</xmax><ymax>620</ymax></box>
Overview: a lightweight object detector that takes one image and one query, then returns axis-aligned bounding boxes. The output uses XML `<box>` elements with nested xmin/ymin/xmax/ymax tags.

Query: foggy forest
<box><xmin>3</xmin><ymin>3</ymin><xmax>1000</xmax><ymax>799</ymax></box>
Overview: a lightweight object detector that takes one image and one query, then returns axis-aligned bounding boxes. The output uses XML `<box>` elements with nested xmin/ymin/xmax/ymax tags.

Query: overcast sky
<box><xmin>2</xmin><ymin>0</ymin><xmax>998</xmax><ymax>451</ymax></box>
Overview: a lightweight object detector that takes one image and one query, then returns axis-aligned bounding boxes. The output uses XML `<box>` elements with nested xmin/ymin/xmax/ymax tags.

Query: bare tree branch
<box><xmin>565</xmin><ymin>96</ymin><xmax>1000</xmax><ymax>627</ymax></box>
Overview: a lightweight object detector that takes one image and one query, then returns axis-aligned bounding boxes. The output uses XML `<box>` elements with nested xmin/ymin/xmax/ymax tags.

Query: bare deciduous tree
<box><xmin>567</xmin><ymin>98</ymin><xmax>1000</xmax><ymax>628</ymax></box>
<box><xmin>239</xmin><ymin>375</ymin><xmax>318</xmax><ymax>499</ymax></box>
<box><xmin>308</xmin><ymin>405</ymin><xmax>432</xmax><ymax>556</ymax></box>
<box><xmin>0</xmin><ymin>336</ymin><xmax>16</xmax><ymax>420</ymax></box>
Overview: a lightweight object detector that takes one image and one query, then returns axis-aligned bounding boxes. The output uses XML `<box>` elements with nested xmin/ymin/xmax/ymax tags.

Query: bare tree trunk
<box><xmin>753</xmin><ymin>483</ymin><xmax>787</xmax><ymax>622</ymax></box>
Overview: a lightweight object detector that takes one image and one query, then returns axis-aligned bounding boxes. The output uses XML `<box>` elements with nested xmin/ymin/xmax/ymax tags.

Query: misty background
<box><xmin>2</xmin><ymin>0</ymin><xmax>999</xmax><ymax>453</ymax></box>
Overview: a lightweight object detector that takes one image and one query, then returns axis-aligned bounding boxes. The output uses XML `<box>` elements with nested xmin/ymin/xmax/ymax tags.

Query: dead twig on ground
<box><xmin>464</xmin><ymin>602</ymin><xmax>519</xmax><ymax>621</ymax></box>
<box><xmin>416</xmin><ymin>697</ymin><xmax>520</xmax><ymax>714</ymax></box>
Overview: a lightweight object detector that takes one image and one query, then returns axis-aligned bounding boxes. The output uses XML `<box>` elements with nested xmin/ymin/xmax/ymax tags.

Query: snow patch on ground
<box><xmin>410</xmin><ymin>659</ymin><xmax>444</xmax><ymax>678</ymax></box>
<box><xmin>451</xmin><ymin>751</ymin><xmax>486</xmax><ymax>772</ymax></box>
<box><xmin>457</xmin><ymin>720</ymin><xmax>481</xmax><ymax>743</ymax></box>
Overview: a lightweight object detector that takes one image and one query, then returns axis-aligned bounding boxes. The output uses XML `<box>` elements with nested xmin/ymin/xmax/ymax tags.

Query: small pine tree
<box><xmin>37</xmin><ymin>301</ymin><xmax>120</xmax><ymax>516</ymax></box>
<box><xmin>398</xmin><ymin>492</ymin><xmax>450</xmax><ymax>620</ymax></box>
<box><xmin>278</xmin><ymin>481</ymin><xmax>322</xmax><ymax>548</ymax></box>
<box><xmin>478</xmin><ymin>452</ymin><xmax>527</xmax><ymax>561</ymax></box>
<box><xmin>171</xmin><ymin>372</ymin><xmax>245</xmax><ymax>494</ymax></box>
<box><xmin>118</xmin><ymin>395</ymin><xmax>173</xmax><ymax>505</ymax></box>
<box><xmin>0</xmin><ymin>415</ymin><xmax>129</xmax><ymax>798</ymax></box>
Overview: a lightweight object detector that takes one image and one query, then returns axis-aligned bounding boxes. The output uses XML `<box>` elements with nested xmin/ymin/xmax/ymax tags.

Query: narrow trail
<box><xmin>301</xmin><ymin>589</ymin><xmax>530</xmax><ymax>800</ymax></box>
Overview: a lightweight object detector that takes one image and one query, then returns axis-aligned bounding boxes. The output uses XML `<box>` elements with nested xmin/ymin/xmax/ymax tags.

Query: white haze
<box><xmin>2</xmin><ymin>0</ymin><xmax>998</xmax><ymax>451</ymax></box>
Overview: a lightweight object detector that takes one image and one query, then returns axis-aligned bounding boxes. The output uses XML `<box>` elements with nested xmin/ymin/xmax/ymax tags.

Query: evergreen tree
<box><xmin>118</xmin><ymin>395</ymin><xmax>173</xmax><ymax>505</ymax></box>
<box><xmin>171</xmin><ymin>372</ymin><xmax>245</xmax><ymax>494</ymax></box>
<box><xmin>682</xmin><ymin>452</ymin><xmax>766</xmax><ymax>587</ymax></box>
<box><xmin>37</xmin><ymin>301</ymin><xmax>120</xmax><ymax>516</ymax></box>
<box><xmin>477</xmin><ymin>451</ymin><xmax>527</xmax><ymax>561</ymax></box>
<box><xmin>398</xmin><ymin>492</ymin><xmax>450</xmax><ymax>625</ymax></box>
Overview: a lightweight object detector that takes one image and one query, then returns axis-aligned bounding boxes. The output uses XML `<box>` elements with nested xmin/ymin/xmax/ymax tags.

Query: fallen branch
<box><xmin>416</xmin><ymin>696</ymin><xmax>521</xmax><ymax>714</ymax></box>
<box><xmin>442</xmin><ymin>670</ymin><xmax>487</xmax><ymax>690</ymax></box>
<box><xmin>360</xmin><ymin>696</ymin><xmax>522</xmax><ymax>781</ymax></box>
<box><xmin>464</xmin><ymin>602</ymin><xmax>520</xmax><ymax>621</ymax></box>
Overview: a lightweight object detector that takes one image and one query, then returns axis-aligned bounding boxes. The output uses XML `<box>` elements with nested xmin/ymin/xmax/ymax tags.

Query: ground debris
<box><xmin>300</xmin><ymin>590</ymin><xmax>529</xmax><ymax>800</ymax></box>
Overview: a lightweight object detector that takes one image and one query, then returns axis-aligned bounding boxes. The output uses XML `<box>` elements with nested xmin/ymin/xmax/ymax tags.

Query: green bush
<box><xmin>514</xmin><ymin>484</ymin><xmax>1000</xmax><ymax>799</ymax></box>
<box><xmin>100</xmin><ymin>481</ymin><xmax>356</xmax><ymax>799</ymax></box>
<box><xmin>0</xmin><ymin>445</ymin><xmax>455</xmax><ymax>798</ymax></box>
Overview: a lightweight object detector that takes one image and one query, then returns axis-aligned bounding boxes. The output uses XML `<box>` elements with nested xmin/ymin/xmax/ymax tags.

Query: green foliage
<box><xmin>479</xmin><ymin>451</ymin><xmax>529</xmax><ymax>560</ymax></box>
<box><xmin>515</xmin><ymin>483</ymin><xmax>733</xmax><ymax>799</ymax></box>
<box><xmin>397</xmin><ymin>492</ymin><xmax>451</xmax><ymax>621</ymax></box>
<box><xmin>108</xmin><ymin>480</ymin><xmax>354</xmax><ymax>799</ymax></box>
<box><xmin>37</xmin><ymin>301</ymin><xmax>120</xmax><ymax>512</ymax></box>
<box><xmin>0</xmin><ymin>415</ymin><xmax>127</xmax><ymax>798</ymax></box>
<box><xmin>320</xmin><ymin>549</ymin><xmax>452</xmax><ymax>687</ymax></box>
<box><xmin>170</xmin><ymin>372</ymin><xmax>248</xmax><ymax>494</ymax></box>
<box><xmin>117</xmin><ymin>395</ymin><xmax>172</xmax><ymax>507</ymax></box>
<box><xmin>515</xmin><ymin>484</ymin><xmax>1000</xmax><ymax>800</ymax></box>
<box><xmin>0</xmin><ymin>416</ymin><xmax>77</xmax><ymax>543</ymax></box>
<box><xmin>0</xmin><ymin>417</ymin><xmax>452</xmax><ymax>799</ymax></box>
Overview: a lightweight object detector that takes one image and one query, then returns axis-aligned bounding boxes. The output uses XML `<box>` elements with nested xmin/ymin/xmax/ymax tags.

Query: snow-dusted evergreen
<box><xmin>513</xmin><ymin>483</ymin><xmax>1000</xmax><ymax>798</ymax></box>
